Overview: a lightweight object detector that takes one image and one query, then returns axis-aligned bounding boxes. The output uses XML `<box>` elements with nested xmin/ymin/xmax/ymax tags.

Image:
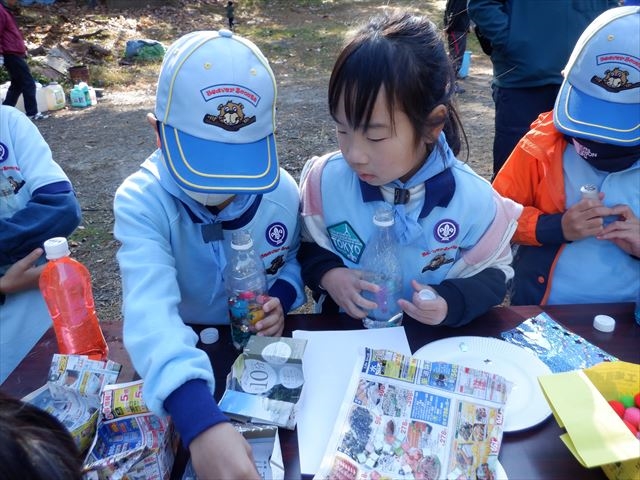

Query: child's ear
<box><xmin>423</xmin><ymin>104</ymin><xmax>448</xmax><ymax>143</ymax></box>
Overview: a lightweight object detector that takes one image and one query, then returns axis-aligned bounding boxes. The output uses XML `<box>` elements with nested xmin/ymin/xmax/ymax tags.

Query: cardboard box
<box><xmin>538</xmin><ymin>361</ymin><xmax>640</xmax><ymax>480</ymax></box>
<box><xmin>219</xmin><ymin>336</ymin><xmax>307</xmax><ymax>429</ymax></box>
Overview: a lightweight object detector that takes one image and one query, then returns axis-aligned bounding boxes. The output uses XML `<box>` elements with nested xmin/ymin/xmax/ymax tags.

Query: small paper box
<box><xmin>219</xmin><ymin>336</ymin><xmax>308</xmax><ymax>429</ymax></box>
<box><xmin>538</xmin><ymin>361</ymin><xmax>640</xmax><ymax>480</ymax></box>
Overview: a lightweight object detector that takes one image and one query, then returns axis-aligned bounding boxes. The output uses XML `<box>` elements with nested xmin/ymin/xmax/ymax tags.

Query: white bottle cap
<box><xmin>418</xmin><ymin>289</ymin><xmax>437</xmax><ymax>301</ymax></box>
<box><xmin>580</xmin><ymin>184</ymin><xmax>599</xmax><ymax>200</ymax></box>
<box><xmin>43</xmin><ymin>237</ymin><xmax>70</xmax><ymax>259</ymax></box>
<box><xmin>593</xmin><ymin>314</ymin><xmax>615</xmax><ymax>333</ymax></box>
<box><xmin>199</xmin><ymin>327</ymin><xmax>219</xmax><ymax>344</ymax></box>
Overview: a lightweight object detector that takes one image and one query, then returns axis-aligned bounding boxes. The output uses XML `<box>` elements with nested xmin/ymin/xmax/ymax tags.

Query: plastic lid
<box><xmin>418</xmin><ymin>289</ymin><xmax>437</xmax><ymax>301</ymax></box>
<box><xmin>230</xmin><ymin>230</ymin><xmax>254</xmax><ymax>251</ymax></box>
<box><xmin>373</xmin><ymin>207</ymin><xmax>394</xmax><ymax>227</ymax></box>
<box><xmin>593</xmin><ymin>314</ymin><xmax>615</xmax><ymax>333</ymax></box>
<box><xmin>580</xmin><ymin>184</ymin><xmax>599</xmax><ymax>199</ymax></box>
<box><xmin>43</xmin><ymin>237</ymin><xmax>70</xmax><ymax>260</ymax></box>
<box><xmin>199</xmin><ymin>327</ymin><xmax>219</xmax><ymax>344</ymax></box>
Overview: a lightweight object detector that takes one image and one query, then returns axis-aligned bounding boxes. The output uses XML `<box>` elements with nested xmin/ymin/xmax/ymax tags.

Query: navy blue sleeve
<box><xmin>408</xmin><ymin>268</ymin><xmax>507</xmax><ymax>328</ymax></box>
<box><xmin>535</xmin><ymin>213</ymin><xmax>567</xmax><ymax>245</ymax></box>
<box><xmin>297</xmin><ymin>241</ymin><xmax>345</xmax><ymax>292</ymax></box>
<box><xmin>164</xmin><ymin>379</ymin><xmax>229</xmax><ymax>448</ymax></box>
<box><xmin>0</xmin><ymin>182</ymin><xmax>81</xmax><ymax>265</ymax></box>
<box><xmin>268</xmin><ymin>278</ymin><xmax>297</xmax><ymax>313</ymax></box>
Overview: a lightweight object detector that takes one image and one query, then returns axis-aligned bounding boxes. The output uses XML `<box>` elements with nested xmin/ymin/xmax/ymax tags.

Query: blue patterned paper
<box><xmin>500</xmin><ymin>312</ymin><xmax>617</xmax><ymax>373</ymax></box>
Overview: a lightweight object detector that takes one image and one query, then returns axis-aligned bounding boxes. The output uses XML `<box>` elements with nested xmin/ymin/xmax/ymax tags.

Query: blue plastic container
<box><xmin>459</xmin><ymin>51</ymin><xmax>472</xmax><ymax>78</ymax></box>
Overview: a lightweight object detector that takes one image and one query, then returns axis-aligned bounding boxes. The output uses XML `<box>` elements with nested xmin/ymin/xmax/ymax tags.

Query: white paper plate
<box><xmin>413</xmin><ymin>336</ymin><xmax>552</xmax><ymax>432</ymax></box>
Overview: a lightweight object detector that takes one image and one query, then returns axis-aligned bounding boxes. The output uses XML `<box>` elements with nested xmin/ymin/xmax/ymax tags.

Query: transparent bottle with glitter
<box><xmin>224</xmin><ymin>230</ymin><xmax>269</xmax><ymax>350</ymax></box>
<box><xmin>360</xmin><ymin>205</ymin><xmax>403</xmax><ymax>328</ymax></box>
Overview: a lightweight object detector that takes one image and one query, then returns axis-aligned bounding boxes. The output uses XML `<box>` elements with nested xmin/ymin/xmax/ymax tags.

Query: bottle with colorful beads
<box><xmin>224</xmin><ymin>230</ymin><xmax>269</xmax><ymax>350</ymax></box>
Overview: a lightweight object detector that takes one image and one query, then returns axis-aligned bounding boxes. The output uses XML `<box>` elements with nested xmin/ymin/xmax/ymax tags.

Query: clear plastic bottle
<box><xmin>360</xmin><ymin>206</ymin><xmax>403</xmax><ymax>328</ymax></box>
<box><xmin>39</xmin><ymin>237</ymin><xmax>108</xmax><ymax>360</ymax></box>
<box><xmin>0</xmin><ymin>173</ymin><xmax>19</xmax><ymax>219</ymax></box>
<box><xmin>225</xmin><ymin>230</ymin><xmax>269</xmax><ymax>350</ymax></box>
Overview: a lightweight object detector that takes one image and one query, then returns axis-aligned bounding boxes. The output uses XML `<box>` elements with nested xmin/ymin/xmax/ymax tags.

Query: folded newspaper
<box><xmin>219</xmin><ymin>335</ymin><xmax>308</xmax><ymax>429</ymax></box>
<box><xmin>314</xmin><ymin>347</ymin><xmax>511</xmax><ymax>480</ymax></box>
<box><xmin>83</xmin><ymin>379</ymin><xmax>178</xmax><ymax>480</ymax></box>
<box><xmin>22</xmin><ymin>353</ymin><xmax>122</xmax><ymax>452</ymax></box>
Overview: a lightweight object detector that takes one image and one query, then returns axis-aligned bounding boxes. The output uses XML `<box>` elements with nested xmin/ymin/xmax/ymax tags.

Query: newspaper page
<box><xmin>83</xmin><ymin>380</ymin><xmax>178</xmax><ymax>480</ymax></box>
<box><xmin>22</xmin><ymin>354</ymin><xmax>121</xmax><ymax>452</ymax></box>
<box><xmin>314</xmin><ymin>348</ymin><xmax>510</xmax><ymax>480</ymax></box>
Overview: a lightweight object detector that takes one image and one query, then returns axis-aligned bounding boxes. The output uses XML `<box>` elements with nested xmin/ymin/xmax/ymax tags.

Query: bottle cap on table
<box><xmin>200</xmin><ymin>327</ymin><xmax>219</xmax><ymax>344</ymax></box>
<box><xmin>593</xmin><ymin>314</ymin><xmax>615</xmax><ymax>333</ymax></box>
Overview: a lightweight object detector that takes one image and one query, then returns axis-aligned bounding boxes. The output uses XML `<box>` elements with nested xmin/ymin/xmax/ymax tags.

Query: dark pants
<box><xmin>446</xmin><ymin>30</ymin><xmax>467</xmax><ymax>76</ymax></box>
<box><xmin>491</xmin><ymin>84</ymin><xmax>560</xmax><ymax>178</ymax></box>
<box><xmin>2</xmin><ymin>54</ymin><xmax>38</xmax><ymax>117</ymax></box>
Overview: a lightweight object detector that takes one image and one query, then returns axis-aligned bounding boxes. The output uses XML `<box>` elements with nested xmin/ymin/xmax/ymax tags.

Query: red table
<box><xmin>2</xmin><ymin>303</ymin><xmax>637</xmax><ymax>480</ymax></box>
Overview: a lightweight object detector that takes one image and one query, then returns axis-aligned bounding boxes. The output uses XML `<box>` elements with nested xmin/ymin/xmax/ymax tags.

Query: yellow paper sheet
<box><xmin>538</xmin><ymin>368</ymin><xmax>639</xmax><ymax>468</ymax></box>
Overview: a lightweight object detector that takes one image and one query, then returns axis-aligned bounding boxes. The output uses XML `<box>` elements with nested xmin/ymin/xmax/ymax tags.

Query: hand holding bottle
<box><xmin>319</xmin><ymin>267</ymin><xmax>377</xmax><ymax>320</ymax></box>
<box><xmin>398</xmin><ymin>280</ymin><xmax>447</xmax><ymax>326</ymax></box>
<box><xmin>253</xmin><ymin>296</ymin><xmax>285</xmax><ymax>337</ymax></box>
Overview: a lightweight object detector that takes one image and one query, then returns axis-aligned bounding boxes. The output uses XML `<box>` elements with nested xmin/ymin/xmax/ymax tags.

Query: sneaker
<box><xmin>28</xmin><ymin>112</ymin><xmax>49</xmax><ymax>120</ymax></box>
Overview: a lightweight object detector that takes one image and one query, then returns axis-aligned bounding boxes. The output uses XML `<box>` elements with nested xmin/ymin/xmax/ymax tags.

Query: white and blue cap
<box><xmin>554</xmin><ymin>6</ymin><xmax>640</xmax><ymax>146</ymax></box>
<box><xmin>155</xmin><ymin>30</ymin><xmax>280</xmax><ymax>193</ymax></box>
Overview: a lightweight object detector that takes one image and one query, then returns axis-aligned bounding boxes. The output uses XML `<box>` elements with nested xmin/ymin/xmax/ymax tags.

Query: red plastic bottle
<box><xmin>39</xmin><ymin>237</ymin><xmax>108</xmax><ymax>360</ymax></box>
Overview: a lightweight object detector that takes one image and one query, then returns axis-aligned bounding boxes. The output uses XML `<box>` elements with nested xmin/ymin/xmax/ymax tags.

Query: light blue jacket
<box><xmin>0</xmin><ymin>106</ymin><xmax>80</xmax><ymax>382</ymax></box>
<box><xmin>113</xmin><ymin>149</ymin><xmax>304</xmax><ymax>419</ymax></box>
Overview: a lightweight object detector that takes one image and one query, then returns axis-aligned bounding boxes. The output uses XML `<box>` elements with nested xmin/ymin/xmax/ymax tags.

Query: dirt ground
<box><xmin>29</xmin><ymin>1</ymin><xmax>495</xmax><ymax>322</ymax></box>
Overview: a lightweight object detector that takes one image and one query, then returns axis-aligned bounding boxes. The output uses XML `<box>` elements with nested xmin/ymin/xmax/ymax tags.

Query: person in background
<box><xmin>443</xmin><ymin>0</ymin><xmax>470</xmax><ymax>94</ymax></box>
<box><xmin>298</xmin><ymin>10</ymin><xmax>521</xmax><ymax>328</ymax></box>
<box><xmin>0</xmin><ymin>393</ymin><xmax>83</xmax><ymax>480</ymax></box>
<box><xmin>226</xmin><ymin>1</ymin><xmax>235</xmax><ymax>30</ymax></box>
<box><xmin>492</xmin><ymin>6</ymin><xmax>639</xmax><ymax>305</ymax></box>
<box><xmin>467</xmin><ymin>0</ymin><xmax>617</xmax><ymax>178</ymax></box>
<box><xmin>0</xmin><ymin>105</ymin><xmax>81</xmax><ymax>383</ymax></box>
<box><xmin>113</xmin><ymin>30</ymin><xmax>304</xmax><ymax>479</ymax></box>
<box><xmin>0</xmin><ymin>0</ymin><xmax>47</xmax><ymax>120</ymax></box>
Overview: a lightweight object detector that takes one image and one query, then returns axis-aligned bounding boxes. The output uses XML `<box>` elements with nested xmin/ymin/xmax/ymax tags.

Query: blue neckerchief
<box><xmin>359</xmin><ymin>133</ymin><xmax>456</xmax><ymax>244</ymax></box>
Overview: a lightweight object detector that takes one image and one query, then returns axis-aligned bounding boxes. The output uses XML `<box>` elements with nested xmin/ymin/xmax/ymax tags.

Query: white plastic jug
<box><xmin>43</xmin><ymin>83</ymin><xmax>66</xmax><ymax>111</ymax></box>
<box><xmin>88</xmin><ymin>86</ymin><xmax>97</xmax><ymax>106</ymax></box>
<box><xmin>14</xmin><ymin>82</ymin><xmax>48</xmax><ymax>114</ymax></box>
<box><xmin>77</xmin><ymin>82</ymin><xmax>92</xmax><ymax>106</ymax></box>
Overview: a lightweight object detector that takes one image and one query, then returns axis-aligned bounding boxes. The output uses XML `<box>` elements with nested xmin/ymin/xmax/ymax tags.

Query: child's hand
<box><xmin>254</xmin><ymin>297</ymin><xmax>284</xmax><ymax>337</ymax></box>
<box><xmin>398</xmin><ymin>280</ymin><xmax>447</xmax><ymax>325</ymax></box>
<box><xmin>596</xmin><ymin>204</ymin><xmax>640</xmax><ymax>257</ymax></box>
<box><xmin>561</xmin><ymin>196</ymin><xmax>612</xmax><ymax>241</ymax></box>
<box><xmin>320</xmin><ymin>267</ymin><xmax>377</xmax><ymax>320</ymax></box>
<box><xmin>189</xmin><ymin>423</ymin><xmax>260</xmax><ymax>480</ymax></box>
